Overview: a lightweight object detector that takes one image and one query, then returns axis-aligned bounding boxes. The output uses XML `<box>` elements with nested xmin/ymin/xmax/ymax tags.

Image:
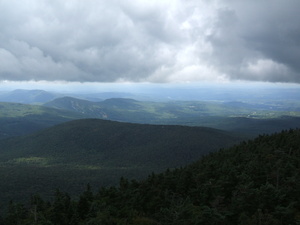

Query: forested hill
<box><xmin>2</xmin><ymin>129</ymin><xmax>300</xmax><ymax>224</ymax></box>
<box><xmin>0</xmin><ymin>119</ymin><xmax>238</xmax><ymax>168</ymax></box>
<box><xmin>0</xmin><ymin>119</ymin><xmax>239</xmax><ymax>210</ymax></box>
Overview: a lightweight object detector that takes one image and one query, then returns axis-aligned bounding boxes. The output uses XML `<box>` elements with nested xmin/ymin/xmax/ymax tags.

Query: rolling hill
<box><xmin>0</xmin><ymin>119</ymin><xmax>240</xmax><ymax>208</ymax></box>
<box><xmin>1</xmin><ymin>96</ymin><xmax>300</xmax><ymax>140</ymax></box>
<box><xmin>44</xmin><ymin>96</ymin><xmax>300</xmax><ymax>138</ymax></box>
<box><xmin>44</xmin><ymin>97</ymin><xmax>178</xmax><ymax>122</ymax></box>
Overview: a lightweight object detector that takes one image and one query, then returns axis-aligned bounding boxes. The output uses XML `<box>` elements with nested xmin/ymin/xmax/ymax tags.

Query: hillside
<box><xmin>0</xmin><ymin>119</ymin><xmax>239</xmax><ymax>208</ymax></box>
<box><xmin>1</xmin><ymin>129</ymin><xmax>299</xmax><ymax>224</ymax></box>
<box><xmin>174</xmin><ymin>115</ymin><xmax>300</xmax><ymax>138</ymax></box>
<box><xmin>0</xmin><ymin>102</ymin><xmax>85</xmax><ymax>139</ymax></box>
<box><xmin>43</xmin><ymin>96</ymin><xmax>109</xmax><ymax>118</ymax></box>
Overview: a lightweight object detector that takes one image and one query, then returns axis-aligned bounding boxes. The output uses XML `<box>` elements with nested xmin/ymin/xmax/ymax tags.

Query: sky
<box><xmin>0</xmin><ymin>0</ymin><xmax>300</xmax><ymax>91</ymax></box>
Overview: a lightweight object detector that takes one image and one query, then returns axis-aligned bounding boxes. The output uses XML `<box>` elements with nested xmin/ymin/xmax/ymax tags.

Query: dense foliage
<box><xmin>0</xmin><ymin>119</ymin><xmax>239</xmax><ymax>209</ymax></box>
<box><xmin>1</xmin><ymin>129</ymin><xmax>299</xmax><ymax>224</ymax></box>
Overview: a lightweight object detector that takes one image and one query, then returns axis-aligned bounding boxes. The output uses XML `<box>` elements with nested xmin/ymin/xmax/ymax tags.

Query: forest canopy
<box><xmin>1</xmin><ymin>129</ymin><xmax>300</xmax><ymax>224</ymax></box>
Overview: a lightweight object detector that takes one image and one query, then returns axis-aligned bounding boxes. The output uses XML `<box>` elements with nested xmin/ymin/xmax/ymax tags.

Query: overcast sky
<box><xmin>0</xmin><ymin>0</ymin><xmax>300</xmax><ymax>85</ymax></box>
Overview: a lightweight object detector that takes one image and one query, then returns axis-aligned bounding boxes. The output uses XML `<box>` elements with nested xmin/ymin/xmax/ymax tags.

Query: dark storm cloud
<box><xmin>0</xmin><ymin>0</ymin><xmax>299</xmax><ymax>83</ymax></box>
<box><xmin>209</xmin><ymin>0</ymin><xmax>300</xmax><ymax>82</ymax></box>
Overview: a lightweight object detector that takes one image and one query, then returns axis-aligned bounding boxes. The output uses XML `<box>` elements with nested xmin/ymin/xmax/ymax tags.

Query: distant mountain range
<box><xmin>0</xmin><ymin>89</ymin><xmax>141</xmax><ymax>103</ymax></box>
<box><xmin>1</xmin><ymin>92</ymin><xmax>300</xmax><ymax>139</ymax></box>
<box><xmin>44</xmin><ymin>96</ymin><xmax>300</xmax><ymax>137</ymax></box>
<box><xmin>2</xmin><ymin>85</ymin><xmax>300</xmax><ymax>103</ymax></box>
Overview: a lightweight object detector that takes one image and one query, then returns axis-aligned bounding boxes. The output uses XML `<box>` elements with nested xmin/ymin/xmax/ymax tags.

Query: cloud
<box><xmin>0</xmin><ymin>0</ymin><xmax>299</xmax><ymax>83</ymax></box>
<box><xmin>208</xmin><ymin>0</ymin><xmax>300</xmax><ymax>82</ymax></box>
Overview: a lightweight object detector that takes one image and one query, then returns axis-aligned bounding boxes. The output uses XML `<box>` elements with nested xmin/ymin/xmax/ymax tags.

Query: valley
<box><xmin>0</xmin><ymin>88</ymin><xmax>300</xmax><ymax>222</ymax></box>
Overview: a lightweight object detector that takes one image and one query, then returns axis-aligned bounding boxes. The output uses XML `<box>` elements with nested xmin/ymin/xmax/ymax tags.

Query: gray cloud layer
<box><xmin>0</xmin><ymin>0</ymin><xmax>299</xmax><ymax>83</ymax></box>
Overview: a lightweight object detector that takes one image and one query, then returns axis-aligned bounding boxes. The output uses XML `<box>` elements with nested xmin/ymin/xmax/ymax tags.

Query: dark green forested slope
<box><xmin>0</xmin><ymin>119</ymin><xmax>238</xmax><ymax>210</ymax></box>
<box><xmin>0</xmin><ymin>119</ymin><xmax>238</xmax><ymax>167</ymax></box>
<box><xmin>1</xmin><ymin>129</ymin><xmax>300</xmax><ymax>225</ymax></box>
